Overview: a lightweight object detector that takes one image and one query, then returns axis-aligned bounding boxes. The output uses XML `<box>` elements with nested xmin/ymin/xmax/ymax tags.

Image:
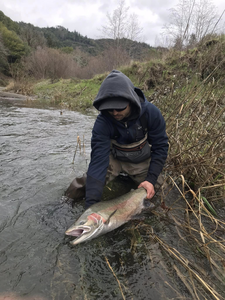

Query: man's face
<box><xmin>107</xmin><ymin>104</ymin><xmax>131</xmax><ymax>121</ymax></box>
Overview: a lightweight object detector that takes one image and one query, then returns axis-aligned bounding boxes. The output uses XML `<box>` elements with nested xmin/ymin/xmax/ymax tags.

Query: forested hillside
<box><xmin>0</xmin><ymin>10</ymin><xmax>154</xmax><ymax>84</ymax></box>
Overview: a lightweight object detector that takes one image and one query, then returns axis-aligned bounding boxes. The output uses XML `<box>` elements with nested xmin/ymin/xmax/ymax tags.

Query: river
<box><xmin>0</xmin><ymin>93</ymin><xmax>224</xmax><ymax>300</ymax></box>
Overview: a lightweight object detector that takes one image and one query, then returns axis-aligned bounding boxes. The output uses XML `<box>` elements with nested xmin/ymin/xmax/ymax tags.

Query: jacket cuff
<box><xmin>85</xmin><ymin>175</ymin><xmax>104</xmax><ymax>208</ymax></box>
<box><xmin>145</xmin><ymin>174</ymin><xmax>158</xmax><ymax>186</ymax></box>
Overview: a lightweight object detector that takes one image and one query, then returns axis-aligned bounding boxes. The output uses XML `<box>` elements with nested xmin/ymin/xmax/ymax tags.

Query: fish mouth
<box><xmin>65</xmin><ymin>226</ymin><xmax>91</xmax><ymax>244</ymax></box>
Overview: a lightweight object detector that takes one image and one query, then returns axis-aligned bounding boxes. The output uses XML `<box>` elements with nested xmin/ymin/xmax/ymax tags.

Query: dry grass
<box><xmin>153</xmin><ymin>175</ymin><xmax>225</xmax><ymax>299</ymax></box>
<box><xmin>5</xmin><ymin>79</ymin><xmax>34</xmax><ymax>95</ymax></box>
<box><xmin>158</xmin><ymin>64</ymin><xmax>225</xmax><ymax>202</ymax></box>
<box><xmin>149</xmin><ymin>63</ymin><xmax>225</xmax><ymax>299</ymax></box>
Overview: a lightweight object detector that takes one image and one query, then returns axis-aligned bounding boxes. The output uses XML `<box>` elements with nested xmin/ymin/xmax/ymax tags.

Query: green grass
<box><xmin>33</xmin><ymin>76</ymin><xmax>104</xmax><ymax>111</ymax></box>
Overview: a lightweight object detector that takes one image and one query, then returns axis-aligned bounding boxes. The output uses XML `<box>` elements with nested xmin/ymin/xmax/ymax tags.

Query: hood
<box><xmin>93</xmin><ymin>70</ymin><xmax>142</xmax><ymax>116</ymax></box>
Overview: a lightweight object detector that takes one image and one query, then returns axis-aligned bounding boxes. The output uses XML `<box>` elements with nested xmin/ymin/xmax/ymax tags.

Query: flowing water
<box><xmin>0</xmin><ymin>94</ymin><xmax>224</xmax><ymax>300</ymax></box>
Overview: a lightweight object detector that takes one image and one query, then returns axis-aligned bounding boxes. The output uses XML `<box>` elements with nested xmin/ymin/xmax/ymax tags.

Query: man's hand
<box><xmin>138</xmin><ymin>181</ymin><xmax>155</xmax><ymax>199</ymax></box>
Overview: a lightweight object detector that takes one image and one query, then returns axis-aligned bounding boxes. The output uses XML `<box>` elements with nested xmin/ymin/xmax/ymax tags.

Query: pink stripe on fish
<box><xmin>88</xmin><ymin>213</ymin><xmax>106</xmax><ymax>223</ymax></box>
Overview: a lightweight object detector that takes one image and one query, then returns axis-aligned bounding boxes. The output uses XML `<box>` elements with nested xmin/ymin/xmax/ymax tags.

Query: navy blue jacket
<box><xmin>85</xmin><ymin>70</ymin><xmax>168</xmax><ymax>207</ymax></box>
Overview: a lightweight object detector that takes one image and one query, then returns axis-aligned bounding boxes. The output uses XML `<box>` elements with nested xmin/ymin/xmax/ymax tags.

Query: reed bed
<box><xmin>150</xmin><ymin>175</ymin><xmax>225</xmax><ymax>299</ymax></box>
<box><xmin>146</xmin><ymin>66</ymin><xmax>225</xmax><ymax>298</ymax></box>
<box><xmin>158</xmin><ymin>64</ymin><xmax>225</xmax><ymax>202</ymax></box>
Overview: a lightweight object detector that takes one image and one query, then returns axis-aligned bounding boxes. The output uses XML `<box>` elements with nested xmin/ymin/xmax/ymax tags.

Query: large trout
<box><xmin>65</xmin><ymin>187</ymin><xmax>157</xmax><ymax>245</ymax></box>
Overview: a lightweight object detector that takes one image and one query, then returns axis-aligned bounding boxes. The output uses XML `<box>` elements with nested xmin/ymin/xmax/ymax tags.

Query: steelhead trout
<box><xmin>65</xmin><ymin>187</ymin><xmax>156</xmax><ymax>245</ymax></box>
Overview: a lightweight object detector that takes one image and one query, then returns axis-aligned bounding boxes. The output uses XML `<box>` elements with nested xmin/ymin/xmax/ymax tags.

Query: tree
<box><xmin>0</xmin><ymin>10</ymin><xmax>20</xmax><ymax>34</ymax></box>
<box><xmin>101</xmin><ymin>0</ymin><xmax>143</xmax><ymax>66</ymax></box>
<box><xmin>0</xmin><ymin>32</ymin><xmax>8</xmax><ymax>72</ymax></box>
<box><xmin>0</xmin><ymin>22</ymin><xmax>27</xmax><ymax>62</ymax></box>
<box><xmin>163</xmin><ymin>0</ymin><xmax>220</xmax><ymax>49</ymax></box>
<box><xmin>101</xmin><ymin>0</ymin><xmax>143</xmax><ymax>43</ymax></box>
<box><xmin>19</xmin><ymin>22</ymin><xmax>46</xmax><ymax>49</ymax></box>
<box><xmin>128</xmin><ymin>13</ymin><xmax>143</xmax><ymax>42</ymax></box>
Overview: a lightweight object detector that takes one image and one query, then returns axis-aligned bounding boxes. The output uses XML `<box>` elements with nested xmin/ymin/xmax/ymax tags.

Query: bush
<box><xmin>23</xmin><ymin>47</ymin><xmax>80</xmax><ymax>79</ymax></box>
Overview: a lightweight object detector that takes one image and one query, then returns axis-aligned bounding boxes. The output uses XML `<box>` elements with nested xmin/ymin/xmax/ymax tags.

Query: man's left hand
<box><xmin>138</xmin><ymin>181</ymin><xmax>155</xmax><ymax>199</ymax></box>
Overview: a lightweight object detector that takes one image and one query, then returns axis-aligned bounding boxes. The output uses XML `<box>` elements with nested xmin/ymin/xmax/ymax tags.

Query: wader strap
<box><xmin>110</xmin><ymin>133</ymin><xmax>151</xmax><ymax>163</ymax></box>
<box><xmin>111</xmin><ymin>133</ymin><xmax>148</xmax><ymax>150</ymax></box>
<box><xmin>113</xmin><ymin>140</ymin><xmax>147</xmax><ymax>152</ymax></box>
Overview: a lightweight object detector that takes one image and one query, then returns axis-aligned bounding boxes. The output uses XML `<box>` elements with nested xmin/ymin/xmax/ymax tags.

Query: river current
<box><xmin>0</xmin><ymin>96</ymin><xmax>224</xmax><ymax>300</ymax></box>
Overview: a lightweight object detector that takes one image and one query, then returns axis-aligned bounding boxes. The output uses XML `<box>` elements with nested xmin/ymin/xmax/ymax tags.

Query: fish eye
<box><xmin>79</xmin><ymin>221</ymin><xmax>85</xmax><ymax>225</ymax></box>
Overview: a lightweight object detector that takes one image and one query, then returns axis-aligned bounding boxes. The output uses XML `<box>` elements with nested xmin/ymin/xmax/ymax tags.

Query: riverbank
<box><xmin>2</xmin><ymin>75</ymin><xmax>104</xmax><ymax>112</ymax></box>
<box><xmin>0</xmin><ymin>88</ymin><xmax>28</xmax><ymax>100</ymax></box>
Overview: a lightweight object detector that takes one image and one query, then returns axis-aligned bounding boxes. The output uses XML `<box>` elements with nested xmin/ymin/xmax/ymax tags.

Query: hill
<box><xmin>19</xmin><ymin>23</ymin><xmax>153</xmax><ymax>58</ymax></box>
<box><xmin>0</xmin><ymin>10</ymin><xmax>153</xmax><ymax>61</ymax></box>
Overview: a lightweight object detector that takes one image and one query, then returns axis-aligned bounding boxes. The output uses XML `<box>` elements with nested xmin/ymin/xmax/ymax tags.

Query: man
<box><xmin>66</xmin><ymin>70</ymin><xmax>168</xmax><ymax>208</ymax></box>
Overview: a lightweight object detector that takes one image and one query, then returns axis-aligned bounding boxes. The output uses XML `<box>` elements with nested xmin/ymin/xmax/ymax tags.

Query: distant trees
<box><xmin>0</xmin><ymin>11</ymin><xmax>20</xmax><ymax>34</ymax></box>
<box><xmin>0</xmin><ymin>14</ymin><xmax>26</xmax><ymax>74</ymax></box>
<box><xmin>0</xmin><ymin>22</ymin><xmax>27</xmax><ymax>62</ymax></box>
<box><xmin>0</xmin><ymin>32</ymin><xmax>8</xmax><ymax>71</ymax></box>
<box><xmin>0</xmin><ymin>9</ymin><xmax>150</xmax><ymax>81</ymax></box>
<box><xmin>163</xmin><ymin>0</ymin><xmax>223</xmax><ymax>49</ymax></box>
<box><xmin>19</xmin><ymin>23</ymin><xmax>46</xmax><ymax>48</ymax></box>
<box><xmin>21</xmin><ymin>46</ymin><xmax>128</xmax><ymax>80</ymax></box>
<box><xmin>40</xmin><ymin>26</ymin><xmax>94</xmax><ymax>49</ymax></box>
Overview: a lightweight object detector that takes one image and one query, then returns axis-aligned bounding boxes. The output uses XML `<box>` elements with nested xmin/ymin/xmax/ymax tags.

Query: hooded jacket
<box><xmin>85</xmin><ymin>70</ymin><xmax>168</xmax><ymax>207</ymax></box>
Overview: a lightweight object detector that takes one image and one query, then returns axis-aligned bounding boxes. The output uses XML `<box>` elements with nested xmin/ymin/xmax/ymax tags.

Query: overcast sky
<box><xmin>0</xmin><ymin>0</ymin><xmax>224</xmax><ymax>46</ymax></box>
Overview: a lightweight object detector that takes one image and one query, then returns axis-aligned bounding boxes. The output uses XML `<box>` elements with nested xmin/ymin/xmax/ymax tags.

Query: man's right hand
<box><xmin>138</xmin><ymin>181</ymin><xmax>155</xmax><ymax>199</ymax></box>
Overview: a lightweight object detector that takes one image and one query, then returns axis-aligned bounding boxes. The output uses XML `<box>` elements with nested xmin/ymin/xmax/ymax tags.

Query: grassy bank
<box><xmin>33</xmin><ymin>74</ymin><xmax>107</xmax><ymax>112</ymax></box>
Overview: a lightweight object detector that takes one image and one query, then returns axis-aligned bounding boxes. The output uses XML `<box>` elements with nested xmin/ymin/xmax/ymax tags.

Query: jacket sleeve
<box><xmin>85</xmin><ymin>115</ymin><xmax>112</xmax><ymax>208</ymax></box>
<box><xmin>145</xmin><ymin>104</ymin><xmax>168</xmax><ymax>186</ymax></box>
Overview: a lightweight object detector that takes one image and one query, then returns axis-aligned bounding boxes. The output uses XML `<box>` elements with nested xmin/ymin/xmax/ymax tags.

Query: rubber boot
<box><xmin>65</xmin><ymin>174</ymin><xmax>87</xmax><ymax>200</ymax></box>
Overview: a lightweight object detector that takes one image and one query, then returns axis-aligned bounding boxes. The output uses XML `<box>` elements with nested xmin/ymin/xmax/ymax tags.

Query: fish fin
<box><xmin>143</xmin><ymin>198</ymin><xmax>155</xmax><ymax>209</ymax></box>
<box><xmin>131</xmin><ymin>213</ymin><xmax>145</xmax><ymax>221</ymax></box>
<box><xmin>143</xmin><ymin>198</ymin><xmax>161</xmax><ymax>210</ymax></box>
<box><xmin>105</xmin><ymin>209</ymin><xmax>117</xmax><ymax>225</ymax></box>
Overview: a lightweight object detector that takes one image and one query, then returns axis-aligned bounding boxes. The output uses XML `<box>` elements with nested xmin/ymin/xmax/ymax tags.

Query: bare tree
<box><xmin>102</xmin><ymin>0</ymin><xmax>143</xmax><ymax>42</ymax></box>
<box><xmin>102</xmin><ymin>0</ymin><xmax>129</xmax><ymax>42</ymax></box>
<box><xmin>100</xmin><ymin>0</ymin><xmax>143</xmax><ymax>66</ymax></box>
<box><xmin>163</xmin><ymin>0</ymin><xmax>220</xmax><ymax>49</ymax></box>
<box><xmin>101</xmin><ymin>0</ymin><xmax>143</xmax><ymax>42</ymax></box>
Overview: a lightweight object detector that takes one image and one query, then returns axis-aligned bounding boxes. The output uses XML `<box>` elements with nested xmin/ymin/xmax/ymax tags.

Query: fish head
<box><xmin>65</xmin><ymin>211</ymin><xmax>106</xmax><ymax>245</ymax></box>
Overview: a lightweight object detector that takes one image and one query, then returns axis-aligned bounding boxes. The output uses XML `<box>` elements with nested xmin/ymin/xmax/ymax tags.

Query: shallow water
<box><xmin>0</xmin><ymin>97</ymin><xmax>224</xmax><ymax>300</ymax></box>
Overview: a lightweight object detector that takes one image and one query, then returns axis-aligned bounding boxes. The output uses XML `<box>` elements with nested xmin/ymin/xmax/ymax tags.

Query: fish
<box><xmin>65</xmin><ymin>187</ymin><xmax>157</xmax><ymax>245</ymax></box>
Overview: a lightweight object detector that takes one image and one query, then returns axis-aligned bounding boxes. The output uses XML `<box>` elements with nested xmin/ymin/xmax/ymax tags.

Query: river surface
<box><xmin>0</xmin><ymin>94</ymin><xmax>224</xmax><ymax>300</ymax></box>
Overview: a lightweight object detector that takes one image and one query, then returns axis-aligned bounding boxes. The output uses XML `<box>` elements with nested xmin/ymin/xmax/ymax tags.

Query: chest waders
<box><xmin>110</xmin><ymin>112</ymin><xmax>151</xmax><ymax>164</ymax></box>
